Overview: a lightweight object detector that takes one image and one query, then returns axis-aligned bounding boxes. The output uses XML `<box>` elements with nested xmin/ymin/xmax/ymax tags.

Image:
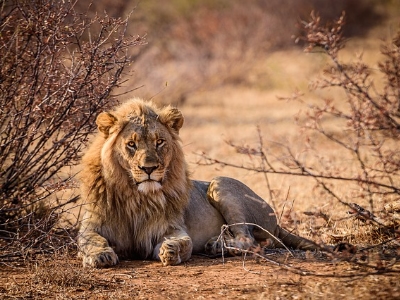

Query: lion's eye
<box><xmin>127</xmin><ymin>141</ymin><xmax>136</xmax><ymax>150</ymax></box>
<box><xmin>156</xmin><ymin>139</ymin><xmax>165</xmax><ymax>148</ymax></box>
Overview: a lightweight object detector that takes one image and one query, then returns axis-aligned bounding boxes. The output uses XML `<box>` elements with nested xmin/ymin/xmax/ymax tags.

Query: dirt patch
<box><xmin>1</xmin><ymin>253</ymin><xmax>400</xmax><ymax>299</ymax></box>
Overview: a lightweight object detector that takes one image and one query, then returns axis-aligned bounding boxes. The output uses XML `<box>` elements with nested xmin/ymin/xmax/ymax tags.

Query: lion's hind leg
<box><xmin>204</xmin><ymin>223</ymin><xmax>257</xmax><ymax>257</ymax></box>
<box><xmin>206</xmin><ymin>177</ymin><xmax>320</xmax><ymax>254</ymax></box>
<box><xmin>205</xmin><ymin>176</ymin><xmax>281</xmax><ymax>255</ymax></box>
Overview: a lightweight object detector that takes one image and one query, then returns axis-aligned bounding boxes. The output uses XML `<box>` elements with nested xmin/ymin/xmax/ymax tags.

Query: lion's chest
<box><xmin>98</xmin><ymin>184</ymin><xmax>185</xmax><ymax>259</ymax></box>
<box><xmin>101</xmin><ymin>213</ymin><xmax>170</xmax><ymax>259</ymax></box>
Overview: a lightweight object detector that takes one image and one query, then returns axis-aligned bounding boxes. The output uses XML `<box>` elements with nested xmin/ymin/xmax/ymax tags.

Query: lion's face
<box><xmin>113</xmin><ymin>118</ymin><xmax>174</xmax><ymax>193</ymax></box>
<box><xmin>95</xmin><ymin>100</ymin><xmax>184</xmax><ymax>194</ymax></box>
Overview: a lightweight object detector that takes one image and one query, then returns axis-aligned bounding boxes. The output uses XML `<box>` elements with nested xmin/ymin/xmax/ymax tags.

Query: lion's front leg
<box><xmin>79</xmin><ymin>234</ymin><xmax>119</xmax><ymax>268</ymax></box>
<box><xmin>80</xmin><ymin>245</ymin><xmax>119</xmax><ymax>268</ymax></box>
<box><xmin>154</xmin><ymin>229</ymin><xmax>193</xmax><ymax>266</ymax></box>
<box><xmin>78</xmin><ymin>215</ymin><xmax>119</xmax><ymax>268</ymax></box>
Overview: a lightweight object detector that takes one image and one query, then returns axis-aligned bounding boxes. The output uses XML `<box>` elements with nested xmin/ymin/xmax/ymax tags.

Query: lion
<box><xmin>78</xmin><ymin>98</ymin><xmax>318</xmax><ymax>268</ymax></box>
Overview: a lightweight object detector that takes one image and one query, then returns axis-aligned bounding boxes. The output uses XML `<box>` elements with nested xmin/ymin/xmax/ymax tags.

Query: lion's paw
<box><xmin>205</xmin><ymin>236</ymin><xmax>227</xmax><ymax>256</ymax></box>
<box><xmin>82</xmin><ymin>247</ymin><xmax>119</xmax><ymax>268</ymax></box>
<box><xmin>159</xmin><ymin>240</ymin><xmax>181</xmax><ymax>266</ymax></box>
<box><xmin>159</xmin><ymin>236</ymin><xmax>192</xmax><ymax>266</ymax></box>
<box><xmin>205</xmin><ymin>235</ymin><xmax>256</xmax><ymax>256</ymax></box>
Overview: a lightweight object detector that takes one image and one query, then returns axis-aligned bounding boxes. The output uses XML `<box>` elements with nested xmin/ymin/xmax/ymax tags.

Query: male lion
<box><xmin>78</xmin><ymin>98</ymin><xmax>318</xmax><ymax>267</ymax></box>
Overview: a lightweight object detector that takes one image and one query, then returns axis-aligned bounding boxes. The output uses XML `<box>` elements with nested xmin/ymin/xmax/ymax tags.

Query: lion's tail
<box><xmin>276</xmin><ymin>226</ymin><xmax>319</xmax><ymax>251</ymax></box>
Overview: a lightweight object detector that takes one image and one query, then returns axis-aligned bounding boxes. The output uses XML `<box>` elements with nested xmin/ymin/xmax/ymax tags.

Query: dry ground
<box><xmin>1</xmin><ymin>252</ymin><xmax>400</xmax><ymax>299</ymax></box>
<box><xmin>2</xmin><ymin>28</ymin><xmax>400</xmax><ymax>299</ymax></box>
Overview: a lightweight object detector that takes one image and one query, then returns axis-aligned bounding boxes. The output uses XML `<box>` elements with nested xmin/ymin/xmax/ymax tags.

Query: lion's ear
<box><xmin>158</xmin><ymin>107</ymin><xmax>184</xmax><ymax>134</ymax></box>
<box><xmin>96</xmin><ymin>112</ymin><xmax>118</xmax><ymax>137</ymax></box>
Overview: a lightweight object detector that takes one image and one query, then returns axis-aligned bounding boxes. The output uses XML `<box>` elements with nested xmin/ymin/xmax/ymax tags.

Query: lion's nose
<box><xmin>139</xmin><ymin>165</ymin><xmax>158</xmax><ymax>175</ymax></box>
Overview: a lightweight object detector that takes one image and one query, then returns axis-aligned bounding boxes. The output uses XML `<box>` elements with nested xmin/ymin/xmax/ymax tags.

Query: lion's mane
<box><xmin>79</xmin><ymin>99</ymin><xmax>192</xmax><ymax>259</ymax></box>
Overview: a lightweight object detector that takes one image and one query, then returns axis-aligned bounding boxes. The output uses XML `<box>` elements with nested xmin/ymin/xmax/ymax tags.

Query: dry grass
<box><xmin>0</xmin><ymin>253</ymin><xmax>120</xmax><ymax>299</ymax></box>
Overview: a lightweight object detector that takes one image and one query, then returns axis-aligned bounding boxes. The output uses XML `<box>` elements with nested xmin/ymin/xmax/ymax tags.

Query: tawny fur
<box><xmin>79</xmin><ymin>99</ymin><xmax>191</xmax><ymax>263</ymax></box>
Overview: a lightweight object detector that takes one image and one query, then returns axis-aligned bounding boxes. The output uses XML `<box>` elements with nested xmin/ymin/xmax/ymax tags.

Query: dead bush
<box><xmin>199</xmin><ymin>12</ymin><xmax>400</xmax><ymax>248</ymax></box>
<box><xmin>0</xmin><ymin>0</ymin><xmax>143</xmax><ymax>261</ymax></box>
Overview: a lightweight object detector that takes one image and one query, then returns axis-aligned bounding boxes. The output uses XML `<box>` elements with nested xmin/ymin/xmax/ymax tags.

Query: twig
<box><xmin>217</xmin><ymin>222</ymin><xmax>400</xmax><ymax>277</ymax></box>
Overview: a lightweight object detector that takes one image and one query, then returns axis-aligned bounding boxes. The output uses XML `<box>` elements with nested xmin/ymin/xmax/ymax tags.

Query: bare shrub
<box><xmin>294</xmin><ymin>12</ymin><xmax>400</xmax><ymax>215</ymax></box>
<box><xmin>30</xmin><ymin>256</ymin><xmax>94</xmax><ymax>288</ymax></box>
<box><xmin>0</xmin><ymin>0</ymin><xmax>143</xmax><ymax>261</ymax></box>
<box><xmin>199</xmin><ymin>12</ymin><xmax>400</xmax><ymax>248</ymax></box>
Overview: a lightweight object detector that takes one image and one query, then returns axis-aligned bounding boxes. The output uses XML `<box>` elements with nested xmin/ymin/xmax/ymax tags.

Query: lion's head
<box><xmin>96</xmin><ymin>99</ymin><xmax>187</xmax><ymax>194</ymax></box>
<box><xmin>80</xmin><ymin>99</ymin><xmax>191</xmax><ymax>258</ymax></box>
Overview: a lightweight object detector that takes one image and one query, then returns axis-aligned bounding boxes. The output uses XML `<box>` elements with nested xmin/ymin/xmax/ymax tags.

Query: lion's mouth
<box><xmin>136</xmin><ymin>178</ymin><xmax>161</xmax><ymax>185</ymax></box>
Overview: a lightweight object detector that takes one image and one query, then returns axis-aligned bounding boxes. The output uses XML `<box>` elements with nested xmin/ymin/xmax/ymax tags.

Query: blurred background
<box><xmin>77</xmin><ymin>0</ymin><xmax>399</xmax><ymax>104</ymax></box>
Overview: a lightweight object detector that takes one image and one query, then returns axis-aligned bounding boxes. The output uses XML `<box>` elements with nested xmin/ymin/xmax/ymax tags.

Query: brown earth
<box><xmin>1</xmin><ymin>252</ymin><xmax>400</xmax><ymax>299</ymax></box>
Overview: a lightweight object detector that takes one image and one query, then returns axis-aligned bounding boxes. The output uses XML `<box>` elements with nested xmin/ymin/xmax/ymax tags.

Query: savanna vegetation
<box><xmin>1</xmin><ymin>0</ymin><xmax>400</xmax><ymax>298</ymax></box>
